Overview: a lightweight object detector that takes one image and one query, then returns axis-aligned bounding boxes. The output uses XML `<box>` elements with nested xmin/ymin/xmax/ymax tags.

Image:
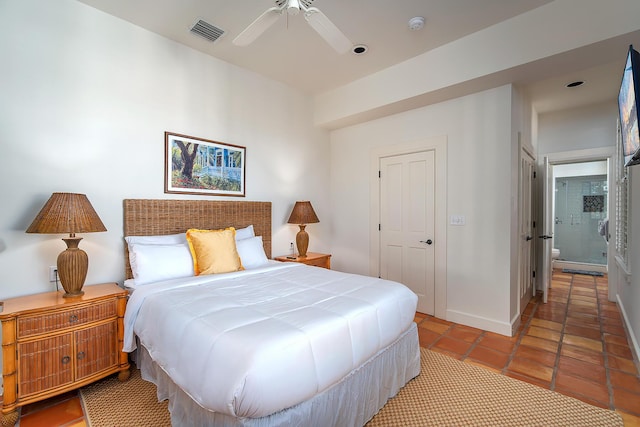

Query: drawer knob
<box><xmin>69</xmin><ymin>314</ymin><xmax>78</xmax><ymax>323</ymax></box>
<box><xmin>61</xmin><ymin>356</ymin><xmax>71</xmax><ymax>364</ymax></box>
<box><xmin>77</xmin><ymin>351</ymin><xmax>86</xmax><ymax>360</ymax></box>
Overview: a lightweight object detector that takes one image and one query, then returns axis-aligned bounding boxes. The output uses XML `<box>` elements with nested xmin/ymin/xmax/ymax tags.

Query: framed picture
<box><xmin>165</xmin><ymin>132</ymin><xmax>246</xmax><ymax>197</ymax></box>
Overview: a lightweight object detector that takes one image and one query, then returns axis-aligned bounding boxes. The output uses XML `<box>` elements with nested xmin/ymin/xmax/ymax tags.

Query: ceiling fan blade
<box><xmin>233</xmin><ymin>7</ymin><xmax>282</xmax><ymax>46</ymax></box>
<box><xmin>304</xmin><ymin>7</ymin><xmax>352</xmax><ymax>54</ymax></box>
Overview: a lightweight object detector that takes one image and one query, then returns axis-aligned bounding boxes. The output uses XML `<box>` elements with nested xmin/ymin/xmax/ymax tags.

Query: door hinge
<box><xmin>378</xmin><ymin>170</ymin><xmax>381</xmax><ymax>178</ymax></box>
<box><xmin>533</xmin><ymin>171</ymin><xmax>537</xmax><ymax>179</ymax></box>
<box><xmin>532</xmin><ymin>270</ymin><xmax>536</xmax><ymax>278</ymax></box>
<box><xmin>533</xmin><ymin>221</ymin><xmax>536</xmax><ymax>228</ymax></box>
<box><xmin>378</xmin><ymin>224</ymin><xmax>381</xmax><ymax>231</ymax></box>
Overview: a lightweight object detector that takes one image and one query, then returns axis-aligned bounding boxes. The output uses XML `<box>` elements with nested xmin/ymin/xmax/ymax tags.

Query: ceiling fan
<box><xmin>233</xmin><ymin>0</ymin><xmax>352</xmax><ymax>54</ymax></box>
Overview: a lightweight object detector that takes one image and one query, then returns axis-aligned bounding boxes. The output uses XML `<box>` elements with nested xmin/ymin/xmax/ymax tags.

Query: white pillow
<box><xmin>128</xmin><ymin>243</ymin><xmax>194</xmax><ymax>285</ymax></box>
<box><xmin>236</xmin><ymin>236</ymin><xmax>269</xmax><ymax>269</ymax></box>
<box><xmin>235</xmin><ymin>225</ymin><xmax>255</xmax><ymax>241</ymax></box>
<box><xmin>125</xmin><ymin>233</ymin><xmax>186</xmax><ymax>245</ymax></box>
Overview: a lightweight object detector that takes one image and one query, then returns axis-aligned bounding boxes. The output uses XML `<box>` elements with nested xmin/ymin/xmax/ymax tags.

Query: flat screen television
<box><xmin>618</xmin><ymin>44</ymin><xmax>640</xmax><ymax>167</ymax></box>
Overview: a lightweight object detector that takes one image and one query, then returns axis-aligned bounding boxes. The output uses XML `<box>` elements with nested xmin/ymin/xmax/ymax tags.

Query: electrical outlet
<box><xmin>49</xmin><ymin>266</ymin><xmax>58</xmax><ymax>282</ymax></box>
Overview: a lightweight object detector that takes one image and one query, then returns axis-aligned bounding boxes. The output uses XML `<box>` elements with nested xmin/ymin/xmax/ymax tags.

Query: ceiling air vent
<box><xmin>190</xmin><ymin>19</ymin><xmax>225</xmax><ymax>42</ymax></box>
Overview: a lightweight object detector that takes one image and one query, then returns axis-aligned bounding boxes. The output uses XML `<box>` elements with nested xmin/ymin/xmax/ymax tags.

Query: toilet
<box><xmin>551</xmin><ymin>248</ymin><xmax>560</xmax><ymax>267</ymax></box>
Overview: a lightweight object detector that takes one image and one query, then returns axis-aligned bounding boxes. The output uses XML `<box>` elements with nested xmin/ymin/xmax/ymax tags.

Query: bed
<box><xmin>122</xmin><ymin>199</ymin><xmax>420</xmax><ymax>426</ymax></box>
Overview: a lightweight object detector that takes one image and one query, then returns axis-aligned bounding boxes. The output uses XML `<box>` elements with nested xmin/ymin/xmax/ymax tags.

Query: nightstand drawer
<box><xmin>17</xmin><ymin>300</ymin><xmax>117</xmax><ymax>339</ymax></box>
<box><xmin>304</xmin><ymin>257</ymin><xmax>330</xmax><ymax>268</ymax></box>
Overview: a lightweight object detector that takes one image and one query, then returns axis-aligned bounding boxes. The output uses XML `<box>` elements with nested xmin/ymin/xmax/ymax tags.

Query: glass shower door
<box><xmin>553</xmin><ymin>174</ymin><xmax>608</xmax><ymax>265</ymax></box>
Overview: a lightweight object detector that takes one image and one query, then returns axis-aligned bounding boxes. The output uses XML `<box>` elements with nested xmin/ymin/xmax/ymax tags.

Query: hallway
<box><xmin>416</xmin><ymin>269</ymin><xmax>640</xmax><ymax>425</ymax></box>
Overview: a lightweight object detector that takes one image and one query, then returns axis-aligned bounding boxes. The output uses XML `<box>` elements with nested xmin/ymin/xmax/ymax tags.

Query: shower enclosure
<box><xmin>553</xmin><ymin>161</ymin><xmax>608</xmax><ymax>266</ymax></box>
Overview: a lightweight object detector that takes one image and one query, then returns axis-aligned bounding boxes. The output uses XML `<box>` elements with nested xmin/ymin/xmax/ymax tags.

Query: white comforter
<box><xmin>123</xmin><ymin>262</ymin><xmax>417</xmax><ymax>419</ymax></box>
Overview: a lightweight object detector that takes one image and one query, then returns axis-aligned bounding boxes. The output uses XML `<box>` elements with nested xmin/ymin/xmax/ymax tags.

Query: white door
<box><xmin>519</xmin><ymin>150</ymin><xmax>535</xmax><ymax>313</ymax></box>
<box><xmin>540</xmin><ymin>157</ymin><xmax>553</xmax><ymax>303</ymax></box>
<box><xmin>379</xmin><ymin>151</ymin><xmax>435</xmax><ymax>314</ymax></box>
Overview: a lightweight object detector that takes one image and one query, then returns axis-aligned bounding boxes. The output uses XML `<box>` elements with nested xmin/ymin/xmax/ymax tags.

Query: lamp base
<box><xmin>58</xmin><ymin>237</ymin><xmax>88</xmax><ymax>298</ymax></box>
<box><xmin>296</xmin><ymin>225</ymin><xmax>309</xmax><ymax>258</ymax></box>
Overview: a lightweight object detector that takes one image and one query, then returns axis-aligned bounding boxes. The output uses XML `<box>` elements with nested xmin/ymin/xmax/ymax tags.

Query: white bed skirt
<box><xmin>137</xmin><ymin>322</ymin><xmax>420</xmax><ymax>427</ymax></box>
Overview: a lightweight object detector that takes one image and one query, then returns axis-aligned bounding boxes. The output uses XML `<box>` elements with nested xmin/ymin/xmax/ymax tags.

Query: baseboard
<box><xmin>446</xmin><ymin>309</ymin><xmax>514</xmax><ymax>337</ymax></box>
<box><xmin>616</xmin><ymin>294</ymin><xmax>640</xmax><ymax>374</ymax></box>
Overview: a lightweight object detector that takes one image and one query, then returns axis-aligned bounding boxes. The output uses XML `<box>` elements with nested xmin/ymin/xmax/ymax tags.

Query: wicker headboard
<box><xmin>123</xmin><ymin>199</ymin><xmax>272</xmax><ymax>280</ymax></box>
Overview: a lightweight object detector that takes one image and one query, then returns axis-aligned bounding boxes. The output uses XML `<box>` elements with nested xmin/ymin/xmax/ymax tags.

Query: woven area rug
<box><xmin>80</xmin><ymin>349</ymin><xmax>623</xmax><ymax>427</ymax></box>
<box><xmin>80</xmin><ymin>368</ymin><xmax>171</xmax><ymax>427</ymax></box>
<box><xmin>367</xmin><ymin>349</ymin><xmax>622</xmax><ymax>427</ymax></box>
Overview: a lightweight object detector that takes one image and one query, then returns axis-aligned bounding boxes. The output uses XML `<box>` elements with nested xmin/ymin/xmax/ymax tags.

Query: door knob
<box><xmin>420</xmin><ymin>239</ymin><xmax>433</xmax><ymax>245</ymax></box>
<box><xmin>525</xmin><ymin>236</ymin><xmax>533</xmax><ymax>241</ymax></box>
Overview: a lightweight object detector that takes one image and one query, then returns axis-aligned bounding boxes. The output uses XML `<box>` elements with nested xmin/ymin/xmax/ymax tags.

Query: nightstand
<box><xmin>274</xmin><ymin>252</ymin><xmax>331</xmax><ymax>269</ymax></box>
<box><xmin>0</xmin><ymin>283</ymin><xmax>130</xmax><ymax>426</ymax></box>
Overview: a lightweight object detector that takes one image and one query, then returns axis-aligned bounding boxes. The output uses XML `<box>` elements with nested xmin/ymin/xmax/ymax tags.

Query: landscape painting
<box><xmin>165</xmin><ymin>132</ymin><xmax>245</xmax><ymax>197</ymax></box>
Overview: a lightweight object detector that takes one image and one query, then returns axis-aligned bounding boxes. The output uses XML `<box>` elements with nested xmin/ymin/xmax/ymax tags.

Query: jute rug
<box><xmin>366</xmin><ymin>349</ymin><xmax>622</xmax><ymax>426</ymax></box>
<box><xmin>81</xmin><ymin>349</ymin><xmax>623</xmax><ymax>426</ymax></box>
<box><xmin>80</xmin><ymin>368</ymin><xmax>171</xmax><ymax>426</ymax></box>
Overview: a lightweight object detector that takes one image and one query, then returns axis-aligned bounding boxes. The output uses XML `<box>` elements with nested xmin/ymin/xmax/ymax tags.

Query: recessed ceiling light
<box><xmin>566</xmin><ymin>81</ymin><xmax>584</xmax><ymax>88</ymax></box>
<box><xmin>352</xmin><ymin>44</ymin><xmax>368</xmax><ymax>55</ymax></box>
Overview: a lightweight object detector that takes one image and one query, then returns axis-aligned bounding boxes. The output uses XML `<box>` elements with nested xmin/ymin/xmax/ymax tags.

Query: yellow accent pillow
<box><xmin>186</xmin><ymin>228</ymin><xmax>243</xmax><ymax>275</ymax></box>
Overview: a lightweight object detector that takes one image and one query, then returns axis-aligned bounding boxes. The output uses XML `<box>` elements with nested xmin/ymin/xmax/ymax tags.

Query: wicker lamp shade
<box><xmin>26</xmin><ymin>193</ymin><xmax>106</xmax><ymax>298</ymax></box>
<box><xmin>287</xmin><ymin>201</ymin><xmax>319</xmax><ymax>258</ymax></box>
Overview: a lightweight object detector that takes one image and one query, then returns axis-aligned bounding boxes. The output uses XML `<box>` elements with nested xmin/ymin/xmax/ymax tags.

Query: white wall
<box><xmin>0</xmin><ymin>0</ymin><xmax>331</xmax><ymax>300</ymax></box>
<box><xmin>330</xmin><ymin>85</ymin><xmax>517</xmax><ymax>334</ymax></box>
<box><xmin>537</xmin><ymin>102</ymin><xmax>618</xmax><ymax>155</ymax></box>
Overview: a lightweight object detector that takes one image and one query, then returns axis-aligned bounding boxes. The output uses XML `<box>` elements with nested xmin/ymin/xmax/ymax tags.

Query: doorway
<box><xmin>519</xmin><ymin>145</ymin><xmax>535</xmax><ymax>315</ymax></box>
<box><xmin>539</xmin><ymin>147</ymin><xmax>616</xmax><ymax>303</ymax></box>
<box><xmin>379</xmin><ymin>151</ymin><xmax>435</xmax><ymax>314</ymax></box>
<box><xmin>553</xmin><ymin>161</ymin><xmax>608</xmax><ymax>269</ymax></box>
<box><xmin>369</xmin><ymin>136</ymin><xmax>448</xmax><ymax>319</ymax></box>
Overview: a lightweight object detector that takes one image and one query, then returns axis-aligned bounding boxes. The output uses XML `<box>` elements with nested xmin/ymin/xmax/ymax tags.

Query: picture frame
<box><xmin>165</xmin><ymin>132</ymin><xmax>246</xmax><ymax>197</ymax></box>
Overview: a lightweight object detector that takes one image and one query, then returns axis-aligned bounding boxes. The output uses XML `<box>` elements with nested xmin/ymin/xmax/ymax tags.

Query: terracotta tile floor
<box><xmin>417</xmin><ymin>269</ymin><xmax>640</xmax><ymax>426</ymax></box>
<box><xmin>6</xmin><ymin>270</ymin><xmax>640</xmax><ymax>426</ymax></box>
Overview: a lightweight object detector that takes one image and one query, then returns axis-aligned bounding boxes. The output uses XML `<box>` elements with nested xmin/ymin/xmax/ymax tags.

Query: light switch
<box><xmin>450</xmin><ymin>215</ymin><xmax>466</xmax><ymax>226</ymax></box>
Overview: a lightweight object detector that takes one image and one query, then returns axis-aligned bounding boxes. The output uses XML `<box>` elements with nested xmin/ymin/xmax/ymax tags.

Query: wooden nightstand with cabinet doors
<box><xmin>0</xmin><ymin>283</ymin><xmax>130</xmax><ymax>426</ymax></box>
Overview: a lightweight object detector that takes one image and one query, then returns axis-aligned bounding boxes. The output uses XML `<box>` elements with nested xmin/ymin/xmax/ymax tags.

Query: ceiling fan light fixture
<box><xmin>234</xmin><ymin>0</ymin><xmax>351</xmax><ymax>54</ymax></box>
<box><xmin>287</xmin><ymin>0</ymin><xmax>301</xmax><ymax>15</ymax></box>
<box><xmin>304</xmin><ymin>7</ymin><xmax>352</xmax><ymax>54</ymax></box>
<box><xmin>232</xmin><ymin>6</ymin><xmax>281</xmax><ymax>46</ymax></box>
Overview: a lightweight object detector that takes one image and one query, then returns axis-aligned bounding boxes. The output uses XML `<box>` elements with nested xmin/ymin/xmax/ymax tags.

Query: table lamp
<box><xmin>287</xmin><ymin>201</ymin><xmax>319</xmax><ymax>258</ymax></box>
<box><xmin>26</xmin><ymin>193</ymin><xmax>107</xmax><ymax>297</ymax></box>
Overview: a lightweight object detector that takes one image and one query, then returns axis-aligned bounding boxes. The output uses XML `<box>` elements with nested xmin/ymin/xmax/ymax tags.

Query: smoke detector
<box><xmin>408</xmin><ymin>16</ymin><xmax>425</xmax><ymax>31</ymax></box>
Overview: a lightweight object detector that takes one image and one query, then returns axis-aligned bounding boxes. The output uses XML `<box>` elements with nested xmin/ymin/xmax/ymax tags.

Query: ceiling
<box><xmin>77</xmin><ymin>0</ymin><xmax>634</xmax><ymax>114</ymax></box>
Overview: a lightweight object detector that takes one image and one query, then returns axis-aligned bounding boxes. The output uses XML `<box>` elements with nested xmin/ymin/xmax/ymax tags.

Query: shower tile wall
<box><xmin>554</xmin><ymin>175</ymin><xmax>608</xmax><ymax>265</ymax></box>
